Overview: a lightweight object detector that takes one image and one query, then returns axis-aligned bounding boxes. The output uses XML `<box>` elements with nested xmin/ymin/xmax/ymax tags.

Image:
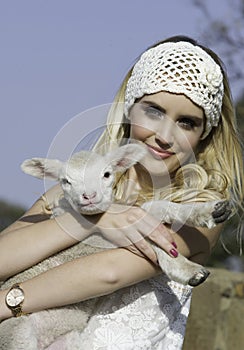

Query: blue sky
<box><xmin>0</xmin><ymin>0</ymin><xmax>231</xmax><ymax>208</ymax></box>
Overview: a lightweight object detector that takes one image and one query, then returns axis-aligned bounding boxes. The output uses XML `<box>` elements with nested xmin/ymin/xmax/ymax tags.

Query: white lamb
<box><xmin>0</xmin><ymin>144</ymin><xmax>230</xmax><ymax>350</ymax></box>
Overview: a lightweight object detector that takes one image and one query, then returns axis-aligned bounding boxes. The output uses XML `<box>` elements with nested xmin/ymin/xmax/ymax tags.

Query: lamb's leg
<box><xmin>142</xmin><ymin>200</ymin><xmax>218</xmax><ymax>286</ymax></box>
<box><xmin>0</xmin><ymin>299</ymin><xmax>97</xmax><ymax>350</ymax></box>
<box><xmin>142</xmin><ymin>200</ymin><xmax>231</xmax><ymax>229</ymax></box>
<box><xmin>31</xmin><ymin>300</ymin><xmax>97</xmax><ymax>349</ymax></box>
<box><xmin>152</xmin><ymin>244</ymin><xmax>210</xmax><ymax>286</ymax></box>
<box><xmin>171</xmin><ymin>200</ymin><xmax>231</xmax><ymax>228</ymax></box>
<box><xmin>0</xmin><ymin>316</ymin><xmax>38</xmax><ymax>350</ymax></box>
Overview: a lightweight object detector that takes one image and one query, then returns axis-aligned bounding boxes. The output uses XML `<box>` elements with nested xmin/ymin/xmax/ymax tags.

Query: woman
<box><xmin>0</xmin><ymin>35</ymin><xmax>243</xmax><ymax>349</ymax></box>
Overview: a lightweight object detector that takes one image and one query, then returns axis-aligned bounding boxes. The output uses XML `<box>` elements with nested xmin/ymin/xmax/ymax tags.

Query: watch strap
<box><xmin>10</xmin><ymin>305</ymin><xmax>24</xmax><ymax>317</ymax></box>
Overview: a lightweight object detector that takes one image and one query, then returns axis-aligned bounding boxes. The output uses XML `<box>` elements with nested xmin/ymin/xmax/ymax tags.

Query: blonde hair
<box><xmin>93</xmin><ymin>36</ymin><xmax>244</xmax><ymax>211</ymax></box>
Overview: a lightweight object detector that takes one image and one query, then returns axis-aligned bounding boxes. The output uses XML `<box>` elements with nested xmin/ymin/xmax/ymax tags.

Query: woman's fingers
<box><xmin>125</xmin><ymin>232</ymin><xmax>178</xmax><ymax>264</ymax></box>
<box><xmin>129</xmin><ymin>239</ymin><xmax>159</xmax><ymax>264</ymax></box>
<box><xmin>124</xmin><ymin>244</ymin><xmax>144</xmax><ymax>257</ymax></box>
<box><xmin>94</xmin><ymin>205</ymin><xmax>179</xmax><ymax>263</ymax></box>
<box><xmin>126</xmin><ymin>208</ymin><xmax>177</xmax><ymax>251</ymax></box>
<box><xmin>119</xmin><ymin>211</ymin><xmax>179</xmax><ymax>262</ymax></box>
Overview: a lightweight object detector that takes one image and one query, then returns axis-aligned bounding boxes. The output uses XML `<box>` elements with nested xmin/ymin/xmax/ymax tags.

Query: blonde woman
<box><xmin>0</xmin><ymin>35</ymin><xmax>243</xmax><ymax>349</ymax></box>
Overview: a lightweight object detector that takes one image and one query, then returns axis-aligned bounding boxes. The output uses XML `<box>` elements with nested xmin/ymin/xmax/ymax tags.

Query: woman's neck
<box><xmin>125</xmin><ymin>164</ymin><xmax>172</xmax><ymax>199</ymax></box>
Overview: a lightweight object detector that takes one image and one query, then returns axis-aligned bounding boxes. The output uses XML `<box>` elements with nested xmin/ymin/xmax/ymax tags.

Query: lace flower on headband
<box><xmin>199</xmin><ymin>65</ymin><xmax>223</xmax><ymax>93</ymax></box>
<box><xmin>124</xmin><ymin>41</ymin><xmax>224</xmax><ymax>139</ymax></box>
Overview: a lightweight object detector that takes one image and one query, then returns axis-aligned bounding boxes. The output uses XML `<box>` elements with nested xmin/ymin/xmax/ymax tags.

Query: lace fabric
<box><xmin>65</xmin><ymin>273</ymin><xmax>192</xmax><ymax>350</ymax></box>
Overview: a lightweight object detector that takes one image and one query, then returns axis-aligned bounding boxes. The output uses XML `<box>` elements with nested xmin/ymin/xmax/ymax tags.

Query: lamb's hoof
<box><xmin>212</xmin><ymin>200</ymin><xmax>232</xmax><ymax>224</ymax></box>
<box><xmin>188</xmin><ymin>269</ymin><xmax>210</xmax><ymax>287</ymax></box>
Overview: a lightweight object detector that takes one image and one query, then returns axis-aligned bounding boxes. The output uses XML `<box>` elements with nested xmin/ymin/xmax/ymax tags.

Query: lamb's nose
<box><xmin>82</xmin><ymin>192</ymin><xmax>97</xmax><ymax>200</ymax></box>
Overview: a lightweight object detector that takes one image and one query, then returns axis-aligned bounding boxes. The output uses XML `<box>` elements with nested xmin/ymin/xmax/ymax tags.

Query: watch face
<box><xmin>6</xmin><ymin>287</ymin><xmax>25</xmax><ymax>307</ymax></box>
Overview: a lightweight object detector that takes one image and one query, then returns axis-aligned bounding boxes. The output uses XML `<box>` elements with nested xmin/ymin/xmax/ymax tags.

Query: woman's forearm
<box><xmin>0</xmin><ymin>248</ymin><xmax>160</xmax><ymax>321</ymax></box>
<box><xmin>0</xmin><ymin>218</ymin><xmax>220</xmax><ymax>322</ymax></box>
<box><xmin>0</xmin><ymin>212</ymin><xmax>93</xmax><ymax>281</ymax></box>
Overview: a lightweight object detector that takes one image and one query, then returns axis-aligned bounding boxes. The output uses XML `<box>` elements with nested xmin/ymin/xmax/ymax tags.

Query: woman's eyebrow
<box><xmin>180</xmin><ymin>115</ymin><xmax>204</xmax><ymax>125</ymax></box>
<box><xmin>141</xmin><ymin>99</ymin><xmax>204</xmax><ymax>123</ymax></box>
<box><xmin>140</xmin><ymin>100</ymin><xmax>166</xmax><ymax>113</ymax></box>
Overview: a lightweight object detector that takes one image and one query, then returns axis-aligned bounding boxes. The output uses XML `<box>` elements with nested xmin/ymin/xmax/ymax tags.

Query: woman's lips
<box><xmin>146</xmin><ymin>144</ymin><xmax>175</xmax><ymax>160</ymax></box>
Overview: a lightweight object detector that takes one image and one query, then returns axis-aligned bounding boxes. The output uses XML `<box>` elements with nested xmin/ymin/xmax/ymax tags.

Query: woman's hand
<box><xmin>89</xmin><ymin>204</ymin><xmax>178</xmax><ymax>264</ymax></box>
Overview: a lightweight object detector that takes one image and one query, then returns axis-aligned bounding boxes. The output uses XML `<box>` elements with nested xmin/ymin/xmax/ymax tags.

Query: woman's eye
<box><xmin>144</xmin><ymin>106</ymin><xmax>163</xmax><ymax>119</ymax></box>
<box><xmin>103</xmin><ymin>171</ymin><xmax>111</xmax><ymax>179</ymax></box>
<box><xmin>61</xmin><ymin>178</ymin><xmax>71</xmax><ymax>185</ymax></box>
<box><xmin>177</xmin><ymin>118</ymin><xmax>196</xmax><ymax>130</ymax></box>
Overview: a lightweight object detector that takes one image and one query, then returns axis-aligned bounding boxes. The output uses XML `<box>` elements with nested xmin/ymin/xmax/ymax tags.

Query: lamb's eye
<box><xmin>61</xmin><ymin>178</ymin><xmax>71</xmax><ymax>185</ymax></box>
<box><xmin>103</xmin><ymin>171</ymin><xmax>111</xmax><ymax>179</ymax></box>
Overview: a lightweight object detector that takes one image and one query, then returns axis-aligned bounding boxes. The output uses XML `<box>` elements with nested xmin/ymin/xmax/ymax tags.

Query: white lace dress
<box><xmin>63</xmin><ymin>273</ymin><xmax>192</xmax><ymax>350</ymax></box>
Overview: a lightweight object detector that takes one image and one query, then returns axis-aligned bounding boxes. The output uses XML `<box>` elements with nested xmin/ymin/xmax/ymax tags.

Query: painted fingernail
<box><xmin>170</xmin><ymin>248</ymin><xmax>178</xmax><ymax>258</ymax></box>
<box><xmin>172</xmin><ymin>242</ymin><xmax>177</xmax><ymax>249</ymax></box>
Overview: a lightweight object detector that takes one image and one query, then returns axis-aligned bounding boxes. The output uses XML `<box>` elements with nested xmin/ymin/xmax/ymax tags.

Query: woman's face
<box><xmin>129</xmin><ymin>91</ymin><xmax>204</xmax><ymax>180</ymax></box>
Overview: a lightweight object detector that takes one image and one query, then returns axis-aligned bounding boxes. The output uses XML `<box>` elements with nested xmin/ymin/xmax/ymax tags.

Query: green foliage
<box><xmin>0</xmin><ymin>199</ymin><xmax>26</xmax><ymax>231</ymax></box>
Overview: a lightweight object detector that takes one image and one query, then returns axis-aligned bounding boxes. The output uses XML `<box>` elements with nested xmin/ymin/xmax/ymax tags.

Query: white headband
<box><xmin>124</xmin><ymin>41</ymin><xmax>224</xmax><ymax>139</ymax></box>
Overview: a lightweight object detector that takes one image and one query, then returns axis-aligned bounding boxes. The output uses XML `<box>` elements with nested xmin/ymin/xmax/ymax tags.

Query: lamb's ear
<box><xmin>21</xmin><ymin>158</ymin><xmax>63</xmax><ymax>180</ymax></box>
<box><xmin>107</xmin><ymin>144</ymin><xmax>147</xmax><ymax>172</ymax></box>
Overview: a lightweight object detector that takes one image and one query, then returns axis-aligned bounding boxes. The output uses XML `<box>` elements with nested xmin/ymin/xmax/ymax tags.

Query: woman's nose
<box><xmin>155</xmin><ymin>119</ymin><xmax>174</xmax><ymax>147</ymax></box>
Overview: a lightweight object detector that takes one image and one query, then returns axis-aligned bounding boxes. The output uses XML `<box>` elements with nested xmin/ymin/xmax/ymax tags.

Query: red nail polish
<box><xmin>172</xmin><ymin>242</ymin><xmax>177</xmax><ymax>249</ymax></box>
<box><xmin>170</xmin><ymin>248</ymin><xmax>178</xmax><ymax>258</ymax></box>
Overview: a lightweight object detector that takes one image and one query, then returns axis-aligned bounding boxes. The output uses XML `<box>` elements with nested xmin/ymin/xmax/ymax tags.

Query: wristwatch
<box><xmin>5</xmin><ymin>283</ymin><xmax>25</xmax><ymax>317</ymax></box>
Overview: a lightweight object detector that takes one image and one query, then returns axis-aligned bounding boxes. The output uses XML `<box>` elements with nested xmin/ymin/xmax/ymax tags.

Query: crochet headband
<box><xmin>124</xmin><ymin>41</ymin><xmax>224</xmax><ymax>139</ymax></box>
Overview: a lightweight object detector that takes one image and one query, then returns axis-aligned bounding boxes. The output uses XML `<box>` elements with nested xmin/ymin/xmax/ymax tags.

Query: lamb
<box><xmin>0</xmin><ymin>144</ymin><xmax>231</xmax><ymax>350</ymax></box>
<box><xmin>19</xmin><ymin>143</ymin><xmax>228</xmax><ymax>284</ymax></box>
